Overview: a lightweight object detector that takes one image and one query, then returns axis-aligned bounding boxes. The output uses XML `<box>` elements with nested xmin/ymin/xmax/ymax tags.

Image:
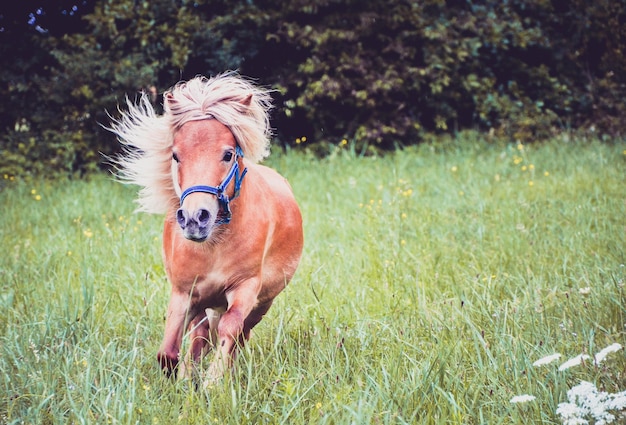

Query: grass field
<box><xmin>1</xmin><ymin>136</ymin><xmax>624</xmax><ymax>424</ymax></box>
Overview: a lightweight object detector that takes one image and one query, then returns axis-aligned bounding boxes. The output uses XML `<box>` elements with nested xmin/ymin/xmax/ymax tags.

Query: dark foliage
<box><xmin>1</xmin><ymin>0</ymin><xmax>624</xmax><ymax>176</ymax></box>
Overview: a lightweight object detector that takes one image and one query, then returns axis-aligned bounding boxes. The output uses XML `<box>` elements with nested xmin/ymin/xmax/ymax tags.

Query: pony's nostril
<box><xmin>176</xmin><ymin>209</ymin><xmax>188</xmax><ymax>229</ymax></box>
<box><xmin>196</xmin><ymin>209</ymin><xmax>211</xmax><ymax>226</ymax></box>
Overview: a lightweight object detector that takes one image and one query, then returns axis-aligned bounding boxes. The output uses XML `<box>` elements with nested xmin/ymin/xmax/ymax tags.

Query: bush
<box><xmin>264</xmin><ymin>0</ymin><xmax>626</xmax><ymax>150</ymax></box>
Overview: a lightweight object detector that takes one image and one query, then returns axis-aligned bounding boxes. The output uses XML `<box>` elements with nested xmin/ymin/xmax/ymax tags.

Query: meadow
<box><xmin>0</xmin><ymin>135</ymin><xmax>624</xmax><ymax>424</ymax></box>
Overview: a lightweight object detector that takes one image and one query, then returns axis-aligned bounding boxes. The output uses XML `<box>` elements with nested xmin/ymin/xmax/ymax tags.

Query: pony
<box><xmin>109</xmin><ymin>73</ymin><xmax>304</xmax><ymax>384</ymax></box>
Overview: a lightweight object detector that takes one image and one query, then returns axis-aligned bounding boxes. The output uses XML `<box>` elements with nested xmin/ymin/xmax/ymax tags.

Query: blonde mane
<box><xmin>109</xmin><ymin>73</ymin><xmax>273</xmax><ymax>214</ymax></box>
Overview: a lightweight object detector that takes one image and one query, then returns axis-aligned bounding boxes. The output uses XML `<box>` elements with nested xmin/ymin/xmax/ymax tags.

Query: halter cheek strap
<box><xmin>179</xmin><ymin>146</ymin><xmax>247</xmax><ymax>225</ymax></box>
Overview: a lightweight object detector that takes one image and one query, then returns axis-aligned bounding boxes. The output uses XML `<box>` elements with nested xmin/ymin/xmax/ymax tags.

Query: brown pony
<box><xmin>110</xmin><ymin>74</ymin><xmax>303</xmax><ymax>384</ymax></box>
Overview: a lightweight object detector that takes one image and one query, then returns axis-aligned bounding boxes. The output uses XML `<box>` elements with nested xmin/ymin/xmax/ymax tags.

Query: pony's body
<box><xmin>110</xmin><ymin>74</ymin><xmax>303</xmax><ymax>383</ymax></box>
<box><xmin>160</xmin><ymin>141</ymin><xmax>303</xmax><ymax>379</ymax></box>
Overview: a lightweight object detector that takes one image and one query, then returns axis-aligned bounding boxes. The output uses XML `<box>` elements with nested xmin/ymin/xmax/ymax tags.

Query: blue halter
<box><xmin>179</xmin><ymin>146</ymin><xmax>247</xmax><ymax>225</ymax></box>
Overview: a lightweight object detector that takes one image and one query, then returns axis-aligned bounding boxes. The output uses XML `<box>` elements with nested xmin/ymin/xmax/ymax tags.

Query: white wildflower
<box><xmin>533</xmin><ymin>353</ymin><xmax>561</xmax><ymax>367</ymax></box>
<box><xmin>607</xmin><ymin>392</ymin><xmax>626</xmax><ymax>411</ymax></box>
<box><xmin>559</xmin><ymin>354</ymin><xmax>591</xmax><ymax>371</ymax></box>
<box><xmin>578</xmin><ymin>287</ymin><xmax>591</xmax><ymax>295</ymax></box>
<box><xmin>556</xmin><ymin>402</ymin><xmax>587</xmax><ymax>425</ymax></box>
<box><xmin>510</xmin><ymin>394</ymin><xmax>536</xmax><ymax>403</ymax></box>
<box><xmin>557</xmin><ymin>381</ymin><xmax>626</xmax><ymax>425</ymax></box>
<box><xmin>594</xmin><ymin>343</ymin><xmax>622</xmax><ymax>365</ymax></box>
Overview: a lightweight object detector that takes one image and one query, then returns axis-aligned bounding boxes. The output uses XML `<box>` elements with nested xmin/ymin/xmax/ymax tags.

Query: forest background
<box><xmin>0</xmin><ymin>0</ymin><xmax>625</xmax><ymax>177</ymax></box>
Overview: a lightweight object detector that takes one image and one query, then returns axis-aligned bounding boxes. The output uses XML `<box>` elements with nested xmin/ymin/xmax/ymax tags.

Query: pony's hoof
<box><xmin>202</xmin><ymin>363</ymin><xmax>225</xmax><ymax>389</ymax></box>
<box><xmin>202</xmin><ymin>375</ymin><xmax>223</xmax><ymax>390</ymax></box>
<box><xmin>157</xmin><ymin>352</ymin><xmax>179</xmax><ymax>378</ymax></box>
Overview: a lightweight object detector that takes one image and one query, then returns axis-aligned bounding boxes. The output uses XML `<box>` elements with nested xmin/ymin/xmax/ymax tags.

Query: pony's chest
<box><xmin>165</xmin><ymin>245</ymin><xmax>243</xmax><ymax>302</ymax></box>
<box><xmin>169</xmin><ymin>265</ymin><xmax>232</xmax><ymax>306</ymax></box>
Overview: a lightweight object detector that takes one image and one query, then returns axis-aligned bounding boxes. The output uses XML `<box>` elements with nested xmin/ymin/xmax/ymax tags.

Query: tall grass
<box><xmin>1</xmin><ymin>136</ymin><xmax>624</xmax><ymax>424</ymax></box>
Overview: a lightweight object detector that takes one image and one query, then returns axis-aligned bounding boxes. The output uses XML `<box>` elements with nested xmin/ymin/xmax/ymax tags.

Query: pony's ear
<box><xmin>240</xmin><ymin>94</ymin><xmax>253</xmax><ymax>107</ymax></box>
<box><xmin>164</xmin><ymin>92</ymin><xmax>175</xmax><ymax>106</ymax></box>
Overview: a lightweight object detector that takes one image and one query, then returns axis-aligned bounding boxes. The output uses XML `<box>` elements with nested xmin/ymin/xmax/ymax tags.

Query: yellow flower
<box><xmin>83</xmin><ymin>229</ymin><xmax>93</xmax><ymax>238</ymax></box>
<box><xmin>401</xmin><ymin>213</ymin><xmax>407</xmax><ymax>219</ymax></box>
<box><xmin>400</xmin><ymin>240</ymin><xmax>406</xmax><ymax>246</ymax></box>
<box><xmin>340</xmin><ymin>139</ymin><xmax>348</xmax><ymax>146</ymax></box>
<box><xmin>528</xmin><ymin>181</ymin><xmax>534</xmax><ymax>187</ymax></box>
<box><xmin>67</xmin><ymin>251</ymin><xmax>72</xmax><ymax>256</ymax></box>
<box><xmin>31</xmin><ymin>189</ymin><xmax>37</xmax><ymax>195</ymax></box>
<box><xmin>521</xmin><ymin>165</ymin><xmax>527</xmax><ymax>171</ymax></box>
<box><xmin>517</xmin><ymin>143</ymin><xmax>524</xmax><ymax>151</ymax></box>
<box><xmin>529</xmin><ymin>164</ymin><xmax>535</xmax><ymax>170</ymax></box>
<box><xmin>544</xmin><ymin>171</ymin><xmax>550</xmax><ymax>176</ymax></box>
<box><xmin>34</xmin><ymin>195</ymin><xmax>41</xmax><ymax>201</ymax></box>
<box><xmin>316</xmin><ymin>402</ymin><xmax>322</xmax><ymax>409</ymax></box>
<box><xmin>301</xmin><ymin>136</ymin><xmax>307</xmax><ymax>142</ymax></box>
<box><xmin>295</xmin><ymin>138</ymin><xmax>301</xmax><ymax>144</ymax></box>
<box><xmin>451</xmin><ymin>166</ymin><xmax>458</xmax><ymax>172</ymax></box>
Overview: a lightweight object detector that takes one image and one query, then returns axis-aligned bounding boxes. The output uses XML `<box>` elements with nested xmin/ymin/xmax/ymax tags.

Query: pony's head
<box><xmin>110</xmin><ymin>73</ymin><xmax>272</xmax><ymax>235</ymax></box>
<box><xmin>170</xmin><ymin>118</ymin><xmax>244</xmax><ymax>241</ymax></box>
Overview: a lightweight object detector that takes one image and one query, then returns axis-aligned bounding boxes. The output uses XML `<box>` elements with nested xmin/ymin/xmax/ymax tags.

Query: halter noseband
<box><xmin>179</xmin><ymin>145</ymin><xmax>247</xmax><ymax>225</ymax></box>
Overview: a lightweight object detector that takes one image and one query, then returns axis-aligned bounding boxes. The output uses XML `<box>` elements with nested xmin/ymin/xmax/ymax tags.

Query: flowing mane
<box><xmin>109</xmin><ymin>73</ymin><xmax>273</xmax><ymax>214</ymax></box>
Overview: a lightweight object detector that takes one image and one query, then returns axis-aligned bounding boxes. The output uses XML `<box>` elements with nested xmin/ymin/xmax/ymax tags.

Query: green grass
<box><xmin>1</xmin><ymin>136</ymin><xmax>624</xmax><ymax>424</ymax></box>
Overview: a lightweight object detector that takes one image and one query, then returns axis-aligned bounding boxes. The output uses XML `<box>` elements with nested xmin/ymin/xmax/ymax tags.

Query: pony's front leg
<box><xmin>204</xmin><ymin>282</ymin><xmax>261</xmax><ymax>385</ymax></box>
<box><xmin>157</xmin><ymin>291</ymin><xmax>199</xmax><ymax>377</ymax></box>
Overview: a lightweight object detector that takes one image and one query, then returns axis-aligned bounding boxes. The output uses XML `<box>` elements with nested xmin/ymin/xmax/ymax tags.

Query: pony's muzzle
<box><xmin>176</xmin><ymin>207</ymin><xmax>212</xmax><ymax>241</ymax></box>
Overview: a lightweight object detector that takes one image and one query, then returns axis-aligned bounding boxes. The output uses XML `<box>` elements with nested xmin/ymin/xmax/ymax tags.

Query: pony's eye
<box><xmin>222</xmin><ymin>151</ymin><xmax>233</xmax><ymax>162</ymax></box>
<box><xmin>172</xmin><ymin>152</ymin><xmax>179</xmax><ymax>162</ymax></box>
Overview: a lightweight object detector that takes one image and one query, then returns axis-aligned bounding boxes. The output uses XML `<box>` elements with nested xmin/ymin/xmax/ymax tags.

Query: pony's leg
<box><xmin>178</xmin><ymin>309</ymin><xmax>210</xmax><ymax>380</ymax></box>
<box><xmin>157</xmin><ymin>291</ymin><xmax>197</xmax><ymax>377</ymax></box>
<box><xmin>189</xmin><ymin>310</ymin><xmax>211</xmax><ymax>361</ymax></box>
<box><xmin>204</xmin><ymin>283</ymin><xmax>267</xmax><ymax>385</ymax></box>
<box><xmin>227</xmin><ymin>302</ymin><xmax>274</xmax><ymax>360</ymax></box>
